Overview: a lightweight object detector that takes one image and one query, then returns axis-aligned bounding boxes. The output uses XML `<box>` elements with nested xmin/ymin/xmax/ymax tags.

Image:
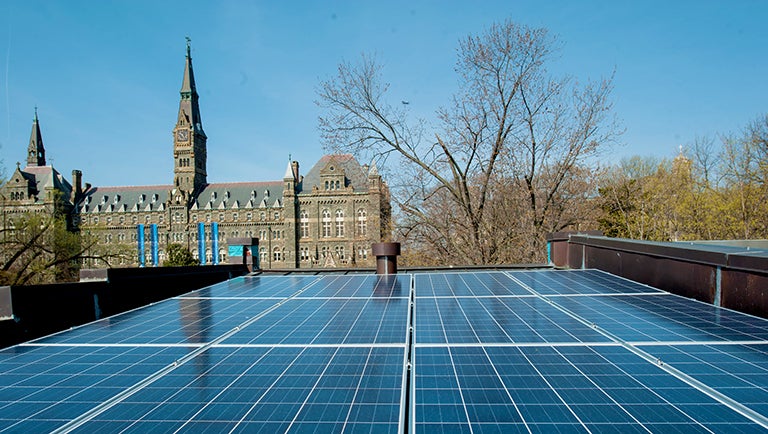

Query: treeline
<box><xmin>599</xmin><ymin>115</ymin><xmax>768</xmax><ymax>242</ymax></box>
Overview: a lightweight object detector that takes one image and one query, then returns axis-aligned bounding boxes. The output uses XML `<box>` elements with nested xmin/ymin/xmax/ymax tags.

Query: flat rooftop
<box><xmin>1</xmin><ymin>269</ymin><xmax>768</xmax><ymax>432</ymax></box>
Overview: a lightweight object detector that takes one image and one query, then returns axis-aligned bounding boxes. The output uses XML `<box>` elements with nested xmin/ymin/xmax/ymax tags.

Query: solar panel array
<box><xmin>1</xmin><ymin>269</ymin><xmax>768</xmax><ymax>433</ymax></box>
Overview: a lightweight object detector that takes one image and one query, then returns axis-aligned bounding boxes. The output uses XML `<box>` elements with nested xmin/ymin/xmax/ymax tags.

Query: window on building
<box><xmin>322</xmin><ymin>209</ymin><xmax>331</xmax><ymax>238</ymax></box>
<box><xmin>274</xmin><ymin>212</ymin><xmax>280</xmax><ymax>220</ymax></box>
<box><xmin>219</xmin><ymin>249</ymin><xmax>226</xmax><ymax>263</ymax></box>
<box><xmin>335</xmin><ymin>245</ymin><xmax>345</xmax><ymax>260</ymax></box>
<box><xmin>206</xmin><ymin>213</ymin><xmax>211</xmax><ymax>222</ymax></box>
<box><xmin>233</xmin><ymin>212</ymin><xmax>238</xmax><ymax>222</ymax></box>
<box><xmin>273</xmin><ymin>247</ymin><xmax>282</xmax><ymax>262</ymax></box>
<box><xmin>158</xmin><ymin>215</ymin><xmax>164</xmax><ymax>224</ymax></box>
<box><xmin>219</xmin><ymin>213</ymin><xmax>224</xmax><ymax>222</ymax></box>
<box><xmin>260</xmin><ymin>212</ymin><xmax>265</xmax><ymax>221</ymax></box>
<box><xmin>300</xmin><ymin>246</ymin><xmax>310</xmax><ymax>261</ymax></box>
<box><xmin>358</xmin><ymin>246</ymin><xmax>368</xmax><ymax>259</ymax></box>
<box><xmin>259</xmin><ymin>247</ymin><xmax>267</xmax><ymax>263</ymax></box>
<box><xmin>335</xmin><ymin>210</ymin><xmax>344</xmax><ymax>237</ymax></box>
<box><xmin>357</xmin><ymin>208</ymin><xmax>367</xmax><ymax>236</ymax></box>
<box><xmin>321</xmin><ymin>246</ymin><xmax>329</xmax><ymax>258</ymax></box>
<box><xmin>246</xmin><ymin>212</ymin><xmax>252</xmax><ymax>221</ymax></box>
<box><xmin>192</xmin><ymin>214</ymin><xmax>198</xmax><ymax>223</ymax></box>
<box><xmin>300</xmin><ymin>211</ymin><xmax>309</xmax><ymax>238</ymax></box>
<box><xmin>106</xmin><ymin>216</ymin><xmax>112</xmax><ymax>226</ymax></box>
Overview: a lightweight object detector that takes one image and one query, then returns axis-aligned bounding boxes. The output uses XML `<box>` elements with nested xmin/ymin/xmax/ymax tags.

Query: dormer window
<box><xmin>113</xmin><ymin>195</ymin><xmax>120</xmax><ymax>204</ymax></box>
<box><xmin>101</xmin><ymin>195</ymin><xmax>108</xmax><ymax>204</ymax></box>
<box><xmin>250</xmin><ymin>190</ymin><xmax>257</xmax><ymax>199</ymax></box>
<box><xmin>210</xmin><ymin>191</ymin><xmax>217</xmax><ymax>202</ymax></box>
<box><xmin>138</xmin><ymin>194</ymin><xmax>145</xmax><ymax>204</ymax></box>
<box><xmin>264</xmin><ymin>189</ymin><xmax>270</xmax><ymax>198</ymax></box>
<box><xmin>151</xmin><ymin>194</ymin><xmax>158</xmax><ymax>203</ymax></box>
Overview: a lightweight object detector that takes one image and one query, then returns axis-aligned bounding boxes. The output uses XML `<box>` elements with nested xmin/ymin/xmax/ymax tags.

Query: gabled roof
<box><xmin>301</xmin><ymin>154</ymin><xmax>370</xmax><ymax>193</ymax></box>
<box><xmin>21</xmin><ymin>165</ymin><xmax>74</xmax><ymax>205</ymax></box>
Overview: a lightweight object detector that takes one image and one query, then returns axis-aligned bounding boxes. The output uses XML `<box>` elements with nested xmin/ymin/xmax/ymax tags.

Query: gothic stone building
<box><xmin>1</xmin><ymin>44</ymin><xmax>390</xmax><ymax>270</ymax></box>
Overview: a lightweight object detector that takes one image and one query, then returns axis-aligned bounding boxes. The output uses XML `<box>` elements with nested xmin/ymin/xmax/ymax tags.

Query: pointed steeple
<box><xmin>27</xmin><ymin>108</ymin><xmax>46</xmax><ymax>167</ymax></box>
<box><xmin>179</xmin><ymin>37</ymin><xmax>205</xmax><ymax>138</ymax></box>
<box><xmin>283</xmin><ymin>160</ymin><xmax>295</xmax><ymax>180</ymax></box>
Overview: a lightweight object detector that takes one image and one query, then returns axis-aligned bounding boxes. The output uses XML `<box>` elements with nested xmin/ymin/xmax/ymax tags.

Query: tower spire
<box><xmin>174</xmin><ymin>39</ymin><xmax>208</xmax><ymax>194</ymax></box>
<box><xmin>27</xmin><ymin>108</ymin><xmax>46</xmax><ymax>167</ymax></box>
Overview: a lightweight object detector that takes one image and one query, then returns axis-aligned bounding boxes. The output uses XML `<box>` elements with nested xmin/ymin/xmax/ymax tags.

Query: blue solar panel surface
<box><xmin>1</xmin><ymin>270</ymin><xmax>768</xmax><ymax>433</ymax></box>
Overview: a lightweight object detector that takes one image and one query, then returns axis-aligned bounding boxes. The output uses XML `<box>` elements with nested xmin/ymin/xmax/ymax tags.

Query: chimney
<box><xmin>291</xmin><ymin>161</ymin><xmax>300</xmax><ymax>181</ymax></box>
<box><xmin>71</xmin><ymin>170</ymin><xmax>83</xmax><ymax>202</ymax></box>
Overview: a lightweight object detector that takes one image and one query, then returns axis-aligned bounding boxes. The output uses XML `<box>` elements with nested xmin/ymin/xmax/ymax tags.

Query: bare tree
<box><xmin>0</xmin><ymin>213</ymin><xmax>130</xmax><ymax>285</ymax></box>
<box><xmin>318</xmin><ymin>20</ymin><xmax>620</xmax><ymax>265</ymax></box>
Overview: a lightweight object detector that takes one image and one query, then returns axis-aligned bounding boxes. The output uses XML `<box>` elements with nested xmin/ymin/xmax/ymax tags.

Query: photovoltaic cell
<box><xmin>36</xmin><ymin>298</ymin><xmax>280</xmax><ymax>345</ymax></box>
<box><xmin>0</xmin><ymin>345</ymin><xmax>192</xmax><ymax>433</ymax></box>
<box><xmin>73</xmin><ymin>346</ymin><xmax>405</xmax><ymax>433</ymax></box>
<box><xmin>2</xmin><ymin>269</ymin><xmax>768</xmax><ymax>432</ymax></box>
<box><xmin>415</xmin><ymin>296</ymin><xmax>611</xmax><ymax>344</ymax></box>
<box><xmin>550</xmin><ymin>294</ymin><xmax>768</xmax><ymax>343</ymax></box>
<box><xmin>512</xmin><ymin>269</ymin><xmax>664</xmax><ymax>296</ymax></box>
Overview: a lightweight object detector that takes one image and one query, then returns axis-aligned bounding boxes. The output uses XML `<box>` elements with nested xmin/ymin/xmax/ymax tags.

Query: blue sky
<box><xmin>1</xmin><ymin>0</ymin><xmax>766</xmax><ymax>187</ymax></box>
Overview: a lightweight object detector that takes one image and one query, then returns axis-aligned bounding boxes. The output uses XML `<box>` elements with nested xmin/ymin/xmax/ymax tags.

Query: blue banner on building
<box><xmin>137</xmin><ymin>224</ymin><xmax>145</xmax><ymax>267</ymax></box>
<box><xmin>151</xmin><ymin>224</ymin><xmax>158</xmax><ymax>266</ymax></box>
<box><xmin>198</xmin><ymin>222</ymin><xmax>206</xmax><ymax>265</ymax></box>
<box><xmin>212</xmin><ymin>222</ymin><xmax>219</xmax><ymax>265</ymax></box>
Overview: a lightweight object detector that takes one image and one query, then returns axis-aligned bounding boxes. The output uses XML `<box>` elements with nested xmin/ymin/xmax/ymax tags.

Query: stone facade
<box><xmin>0</xmin><ymin>44</ymin><xmax>390</xmax><ymax>270</ymax></box>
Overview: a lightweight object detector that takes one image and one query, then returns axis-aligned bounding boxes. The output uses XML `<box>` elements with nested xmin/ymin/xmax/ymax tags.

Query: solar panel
<box><xmin>1</xmin><ymin>269</ymin><xmax>768</xmax><ymax>432</ymax></box>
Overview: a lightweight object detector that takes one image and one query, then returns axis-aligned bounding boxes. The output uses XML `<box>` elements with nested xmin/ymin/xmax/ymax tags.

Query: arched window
<box><xmin>273</xmin><ymin>247</ymin><xmax>282</xmax><ymax>262</ymax></box>
<box><xmin>322</xmin><ymin>209</ymin><xmax>331</xmax><ymax>238</ymax></box>
<box><xmin>335</xmin><ymin>210</ymin><xmax>344</xmax><ymax>237</ymax></box>
<box><xmin>300</xmin><ymin>211</ymin><xmax>309</xmax><ymax>238</ymax></box>
<box><xmin>357</xmin><ymin>208</ymin><xmax>367</xmax><ymax>236</ymax></box>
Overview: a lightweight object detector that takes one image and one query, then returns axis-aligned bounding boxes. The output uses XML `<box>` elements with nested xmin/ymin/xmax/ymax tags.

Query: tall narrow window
<box><xmin>300</xmin><ymin>211</ymin><xmax>309</xmax><ymax>238</ymax></box>
<box><xmin>357</xmin><ymin>209</ymin><xmax>367</xmax><ymax>236</ymax></box>
<box><xmin>322</xmin><ymin>209</ymin><xmax>331</xmax><ymax>238</ymax></box>
<box><xmin>335</xmin><ymin>209</ymin><xmax>344</xmax><ymax>237</ymax></box>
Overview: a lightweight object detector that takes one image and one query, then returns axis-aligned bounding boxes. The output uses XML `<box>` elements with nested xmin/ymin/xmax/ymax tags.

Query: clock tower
<box><xmin>173</xmin><ymin>38</ymin><xmax>207</xmax><ymax>196</ymax></box>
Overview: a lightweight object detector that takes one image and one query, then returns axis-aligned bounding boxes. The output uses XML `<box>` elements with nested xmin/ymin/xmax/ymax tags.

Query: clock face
<box><xmin>176</xmin><ymin>129</ymin><xmax>189</xmax><ymax>141</ymax></box>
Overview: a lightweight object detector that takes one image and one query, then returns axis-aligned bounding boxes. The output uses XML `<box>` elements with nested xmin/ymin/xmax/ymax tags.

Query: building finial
<box><xmin>34</xmin><ymin>106</ymin><xmax>38</xmax><ymax>121</ymax></box>
<box><xmin>288</xmin><ymin>153</ymin><xmax>292</xmax><ymax>161</ymax></box>
<box><xmin>185</xmin><ymin>36</ymin><xmax>191</xmax><ymax>58</ymax></box>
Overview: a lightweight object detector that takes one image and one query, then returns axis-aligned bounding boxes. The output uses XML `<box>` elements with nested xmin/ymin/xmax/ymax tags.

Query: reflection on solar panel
<box><xmin>2</xmin><ymin>270</ymin><xmax>768</xmax><ymax>432</ymax></box>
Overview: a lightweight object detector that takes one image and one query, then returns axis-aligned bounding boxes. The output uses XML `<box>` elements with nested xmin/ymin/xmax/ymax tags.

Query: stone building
<box><xmin>1</xmin><ymin>43</ymin><xmax>390</xmax><ymax>270</ymax></box>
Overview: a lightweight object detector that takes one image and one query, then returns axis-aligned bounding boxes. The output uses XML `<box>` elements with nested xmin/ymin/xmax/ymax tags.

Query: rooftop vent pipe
<box><xmin>372</xmin><ymin>242</ymin><xmax>401</xmax><ymax>275</ymax></box>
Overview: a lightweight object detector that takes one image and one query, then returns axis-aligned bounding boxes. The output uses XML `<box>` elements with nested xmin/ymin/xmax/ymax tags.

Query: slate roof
<box><xmin>79</xmin><ymin>181</ymin><xmax>284</xmax><ymax>214</ymax></box>
<box><xmin>22</xmin><ymin>165</ymin><xmax>74</xmax><ymax>205</ymax></box>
